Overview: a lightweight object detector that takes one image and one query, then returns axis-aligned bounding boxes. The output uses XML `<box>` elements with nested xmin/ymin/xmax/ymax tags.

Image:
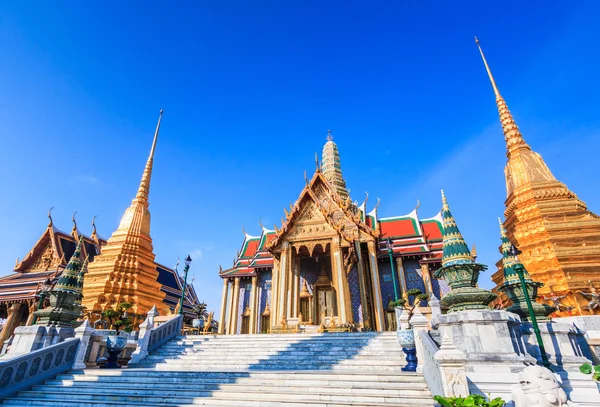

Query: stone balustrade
<box><xmin>130</xmin><ymin>306</ymin><xmax>183</xmax><ymax>364</ymax></box>
<box><xmin>0</xmin><ymin>337</ymin><xmax>79</xmax><ymax>400</ymax></box>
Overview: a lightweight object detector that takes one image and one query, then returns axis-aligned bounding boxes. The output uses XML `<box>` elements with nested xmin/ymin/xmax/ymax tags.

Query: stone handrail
<box><xmin>148</xmin><ymin>314</ymin><xmax>183</xmax><ymax>353</ymax></box>
<box><xmin>130</xmin><ymin>307</ymin><xmax>183</xmax><ymax>364</ymax></box>
<box><xmin>0</xmin><ymin>337</ymin><xmax>80</xmax><ymax>400</ymax></box>
<box><xmin>416</xmin><ymin>329</ymin><xmax>445</xmax><ymax>397</ymax></box>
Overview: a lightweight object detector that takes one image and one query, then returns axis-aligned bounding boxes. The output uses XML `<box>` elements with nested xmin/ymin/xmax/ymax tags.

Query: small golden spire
<box><xmin>471</xmin><ymin>244</ymin><xmax>477</xmax><ymax>261</ymax></box>
<box><xmin>47</xmin><ymin>207</ymin><xmax>54</xmax><ymax>228</ymax></box>
<box><xmin>326</xmin><ymin>129</ymin><xmax>333</xmax><ymax>141</ymax></box>
<box><xmin>475</xmin><ymin>38</ymin><xmax>529</xmax><ymax>156</ymax></box>
<box><xmin>441</xmin><ymin>189</ymin><xmax>448</xmax><ymax>210</ymax></box>
<box><xmin>135</xmin><ymin>110</ymin><xmax>163</xmax><ymax>205</ymax></box>
<box><xmin>315</xmin><ymin>152</ymin><xmax>319</xmax><ymax>172</ymax></box>
<box><xmin>15</xmin><ymin>257</ymin><xmax>19</xmax><ymax>268</ymax></box>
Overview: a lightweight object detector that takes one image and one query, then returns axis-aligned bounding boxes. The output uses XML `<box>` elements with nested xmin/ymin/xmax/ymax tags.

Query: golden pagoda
<box><xmin>81</xmin><ymin>110</ymin><xmax>169</xmax><ymax>317</ymax></box>
<box><xmin>476</xmin><ymin>38</ymin><xmax>600</xmax><ymax>316</ymax></box>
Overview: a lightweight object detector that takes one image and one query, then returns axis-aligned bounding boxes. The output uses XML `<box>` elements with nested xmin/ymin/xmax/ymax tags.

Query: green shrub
<box><xmin>433</xmin><ymin>394</ymin><xmax>505</xmax><ymax>407</ymax></box>
<box><xmin>579</xmin><ymin>362</ymin><xmax>600</xmax><ymax>381</ymax></box>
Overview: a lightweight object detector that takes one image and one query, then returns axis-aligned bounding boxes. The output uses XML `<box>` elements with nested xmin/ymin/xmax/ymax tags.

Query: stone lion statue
<box><xmin>511</xmin><ymin>365</ymin><xmax>568</xmax><ymax>407</ymax></box>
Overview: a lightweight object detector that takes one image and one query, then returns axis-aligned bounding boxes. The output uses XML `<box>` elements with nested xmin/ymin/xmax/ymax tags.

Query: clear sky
<box><xmin>1</xmin><ymin>2</ymin><xmax>599</xmax><ymax>317</ymax></box>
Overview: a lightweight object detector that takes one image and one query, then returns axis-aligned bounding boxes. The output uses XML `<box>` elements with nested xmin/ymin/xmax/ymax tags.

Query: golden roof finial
<box><xmin>135</xmin><ymin>109</ymin><xmax>163</xmax><ymax>205</ymax></box>
<box><xmin>47</xmin><ymin>206</ymin><xmax>54</xmax><ymax>228</ymax></box>
<box><xmin>471</xmin><ymin>244</ymin><xmax>477</xmax><ymax>260</ymax></box>
<box><xmin>315</xmin><ymin>152</ymin><xmax>319</xmax><ymax>172</ymax></box>
<box><xmin>498</xmin><ymin>217</ymin><xmax>507</xmax><ymax>237</ymax></box>
<box><xmin>258</xmin><ymin>217</ymin><xmax>264</xmax><ymax>229</ymax></box>
<box><xmin>441</xmin><ymin>189</ymin><xmax>448</xmax><ymax>209</ymax></box>
<box><xmin>71</xmin><ymin>211</ymin><xmax>78</xmax><ymax>239</ymax></box>
<box><xmin>326</xmin><ymin>129</ymin><xmax>333</xmax><ymax>141</ymax></box>
<box><xmin>475</xmin><ymin>36</ymin><xmax>500</xmax><ymax>98</ymax></box>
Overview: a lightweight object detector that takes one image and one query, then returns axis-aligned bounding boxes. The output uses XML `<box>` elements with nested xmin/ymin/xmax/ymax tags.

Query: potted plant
<box><xmin>101</xmin><ymin>302</ymin><xmax>133</xmax><ymax>368</ymax></box>
<box><xmin>389</xmin><ymin>288</ymin><xmax>429</xmax><ymax>347</ymax></box>
<box><xmin>191</xmin><ymin>302</ymin><xmax>207</xmax><ymax>331</ymax></box>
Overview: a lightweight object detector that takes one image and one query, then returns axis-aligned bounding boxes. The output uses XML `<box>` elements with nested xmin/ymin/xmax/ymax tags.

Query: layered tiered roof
<box><xmin>220</xmin><ymin>206</ymin><xmax>444</xmax><ymax>278</ymax></box>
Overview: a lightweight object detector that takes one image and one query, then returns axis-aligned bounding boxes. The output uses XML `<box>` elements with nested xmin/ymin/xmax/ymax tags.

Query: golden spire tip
<box><xmin>47</xmin><ymin>206</ymin><xmax>54</xmax><ymax>228</ymax></box>
<box><xmin>474</xmin><ymin>37</ymin><xmax>500</xmax><ymax>97</ymax></box>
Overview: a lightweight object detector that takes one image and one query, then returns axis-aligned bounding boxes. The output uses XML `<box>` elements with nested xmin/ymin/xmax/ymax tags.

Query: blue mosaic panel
<box><xmin>347</xmin><ymin>265</ymin><xmax>362</xmax><ymax>325</ymax></box>
<box><xmin>257</xmin><ymin>270</ymin><xmax>272</xmax><ymax>333</ymax></box>
<box><xmin>378</xmin><ymin>260</ymin><xmax>396</xmax><ymax>308</ymax></box>
<box><xmin>236</xmin><ymin>286</ymin><xmax>246</xmax><ymax>334</ymax></box>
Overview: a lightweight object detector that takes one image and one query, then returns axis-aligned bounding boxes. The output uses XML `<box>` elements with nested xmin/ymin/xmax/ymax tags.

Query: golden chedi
<box><xmin>476</xmin><ymin>38</ymin><xmax>600</xmax><ymax>316</ymax></box>
<box><xmin>82</xmin><ymin>111</ymin><xmax>168</xmax><ymax>318</ymax></box>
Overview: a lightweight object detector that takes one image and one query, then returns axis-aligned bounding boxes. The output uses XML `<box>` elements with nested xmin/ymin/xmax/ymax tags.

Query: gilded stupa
<box><xmin>476</xmin><ymin>39</ymin><xmax>600</xmax><ymax>316</ymax></box>
<box><xmin>82</xmin><ymin>111</ymin><xmax>168</xmax><ymax>316</ymax></box>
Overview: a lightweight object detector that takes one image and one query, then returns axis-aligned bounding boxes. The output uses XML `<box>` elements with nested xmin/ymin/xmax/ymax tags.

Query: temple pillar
<box><xmin>286</xmin><ymin>249</ymin><xmax>294</xmax><ymax>319</ymax></box>
<box><xmin>271</xmin><ymin>258</ymin><xmax>280</xmax><ymax>329</ymax></box>
<box><xmin>367</xmin><ymin>241</ymin><xmax>385</xmax><ymax>331</ymax></box>
<box><xmin>421</xmin><ymin>262</ymin><xmax>433</xmax><ymax>296</ymax></box>
<box><xmin>225</xmin><ymin>279</ymin><xmax>235</xmax><ymax>334</ymax></box>
<box><xmin>249</xmin><ymin>276</ymin><xmax>258</xmax><ymax>334</ymax></box>
<box><xmin>331</xmin><ymin>236</ymin><xmax>352</xmax><ymax>324</ymax></box>
<box><xmin>396</xmin><ymin>257</ymin><xmax>408</xmax><ymax>298</ymax></box>
<box><xmin>218</xmin><ymin>278</ymin><xmax>229</xmax><ymax>334</ymax></box>
<box><xmin>230</xmin><ymin>277</ymin><xmax>240</xmax><ymax>335</ymax></box>
<box><xmin>293</xmin><ymin>257</ymin><xmax>300</xmax><ymax>318</ymax></box>
<box><xmin>0</xmin><ymin>303</ymin><xmax>23</xmax><ymax>348</ymax></box>
<box><xmin>355</xmin><ymin>241</ymin><xmax>370</xmax><ymax>329</ymax></box>
<box><xmin>278</xmin><ymin>242</ymin><xmax>290</xmax><ymax>324</ymax></box>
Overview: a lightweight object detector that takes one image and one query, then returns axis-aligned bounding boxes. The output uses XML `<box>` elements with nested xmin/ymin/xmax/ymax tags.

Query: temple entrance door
<box><xmin>300</xmin><ymin>298</ymin><xmax>311</xmax><ymax>324</ymax></box>
<box><xmin>316</xmin><ymin>288</ymin><xmax>335</xmax><ymax>323</ymax></box>
<box><xmin>241</xmin><ymin>315</ymin><xmax>250</xmax><ymax>334</ymax></box>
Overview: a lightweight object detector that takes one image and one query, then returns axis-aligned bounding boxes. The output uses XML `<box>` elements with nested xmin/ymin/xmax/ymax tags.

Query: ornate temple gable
<box><xmin>267</xmin><ymin>172</ymin><xmax>377</xmax><ymax>253</ymax></box>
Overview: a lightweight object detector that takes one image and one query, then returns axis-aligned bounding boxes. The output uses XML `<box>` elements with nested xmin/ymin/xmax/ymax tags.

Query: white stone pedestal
<box><xmin>5</xmin><ymin>325</ymin><xmax>75</xmax><ymax>358</ymax></box>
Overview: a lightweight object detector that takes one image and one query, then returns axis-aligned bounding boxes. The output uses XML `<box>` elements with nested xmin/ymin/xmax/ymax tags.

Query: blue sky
<box><xmin>1</xmin><ymin>2</ymin><xmax>599</xmax><ymax>316</ymax></box>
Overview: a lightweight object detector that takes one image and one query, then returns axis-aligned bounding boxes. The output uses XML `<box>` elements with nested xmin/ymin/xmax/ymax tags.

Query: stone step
<box><xmin>30</xmin><ymin>384</ymin><xmax>430</xmax><ymax>398</ymax></box>
<box><xmin>150</xmin><ymin>355</ymin><xmax>403</xmax><ymax>363</ymax></box>
<box><xmin>15</xmin><ymin>388</ymin><xmax>431</xmax><ymax>405</ymax></box>
<box><xmin>58</xmin><ymin>370</ymin><xmax>423</xmax><ymax>382</ymax></box>
<box><xmin>3</xmin><ymin>398</ymin><xmax>433</xmax><ymax>407</ymax></box>
<box><xmin>45</xmin><ymin>378</ymin><xmax>427</xmax><ymax>390</ymax></box>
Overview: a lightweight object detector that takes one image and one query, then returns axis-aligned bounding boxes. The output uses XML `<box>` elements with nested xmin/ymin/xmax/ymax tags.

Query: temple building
<box><xmin>476</xmin><ymin>39</ymin><xmax>600</xmax><ymax>316</ymax></box>
<box><xmin>218</xmin><ymin>134</ymin><xmax>450</xmax><ymax>334</ymax></box>
<box><xmin>0</xmin><ymin>111</ymin><xmax>201</xmax><ymax>348</ymax></box>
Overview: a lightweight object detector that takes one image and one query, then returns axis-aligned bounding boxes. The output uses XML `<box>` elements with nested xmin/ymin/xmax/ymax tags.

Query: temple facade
<box><xmin>218</xmin><ymin>135</ymin><xmax>450</xmax><ymax>334</ymax></box>
<box><xmin>476</xmin><ymin>40</ymin><xmax>600</xmax><ymax>316</ymax></box>
<box><xmin>0</xmin><ymin>111</ymin><xmax>201</xmax><ymax>348</ymax></box>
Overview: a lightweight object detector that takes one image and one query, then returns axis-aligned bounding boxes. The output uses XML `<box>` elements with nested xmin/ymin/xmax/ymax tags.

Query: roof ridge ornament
<box><xmin>48</xmin><ymin>207</ymin><xmax>54</xmax><ymax>228</ymax></box>
<box><xmin>135</xmin><ymin>109</ymin><xmax>163</xmax><ymax>205</ymax></box>
<box><xmin>71</xmin><ymin>211</ymin><xmax>78</xmax><ymax>239</ymax></box>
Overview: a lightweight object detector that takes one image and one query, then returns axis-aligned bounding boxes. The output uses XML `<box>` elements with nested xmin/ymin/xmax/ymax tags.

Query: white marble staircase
<box><xmin>2</xmin><ymin>331</ymin><xmax>434</xmax><ymax>406</ymax></box>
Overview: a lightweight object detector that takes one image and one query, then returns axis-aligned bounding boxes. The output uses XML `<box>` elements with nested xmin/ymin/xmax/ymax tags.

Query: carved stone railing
<box><xmin>414</xmin><ymin>328</ymin><xmax>469</xmax><ymax>398</ymax></box>
<box><xmin>416</xmin><ymin>329</ymin><xmax>445</xmax><ymax>397</ymax></box>
<box><xmin>147</xmin><ymin>314</ymin><xmax>182</xmax><ymax>353</ymax></box>
<box><xmin>0</xmin><ymin>338</ymin><xmax>79</xmax><ymax>400</ymax></box>
<box><xmin>130</xmin><ymin>307</ymin><xmax>183</xmax><ymax>364</ymax></box>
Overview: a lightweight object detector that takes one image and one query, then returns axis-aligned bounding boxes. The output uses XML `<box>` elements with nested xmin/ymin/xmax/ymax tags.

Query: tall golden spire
<box><xmin>134</xmin><ymin>109</ymin><xmax>163</xmax><ymax>207</ymax></box>
<box><xmin>475</xmin><ymin>37</ymin><xmax>529</xmax><ymax>157</ymax></box>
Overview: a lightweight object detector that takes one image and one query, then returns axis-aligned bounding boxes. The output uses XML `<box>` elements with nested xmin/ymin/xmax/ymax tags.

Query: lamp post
<box><xmin>178</xmin><ymin>255</ymin><xmax>192</xmax><ymax>316</ymax></box>
<box><xmin>31</xmin><ymin>278</ymin><xmax>53</xmax><ymax>325</ymax></box>
<box><xmin>509</xmin><ymin>244</ymin><xmax>551</xmax><ymax>369</ymax></box>
<box><xmin>386</xmin><ymin>238</ymin><xmax>400</xmax><ymax>301</ymax></box>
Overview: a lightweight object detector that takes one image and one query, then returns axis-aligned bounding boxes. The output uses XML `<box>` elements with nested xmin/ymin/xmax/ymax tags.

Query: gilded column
<box><xmin>396</xmin><ymin>257</ymin><xmax>408</xmax><ymax>298</ymax></box>
<box><xmin>355</xmin><ymin>241</ymin><xmax>371</xmax><ymax>329</ymax></box>
<box><xmin>0</xmin><ymin>303</ymin><xmax>23</xmax><ymax>348</ymax></box>
<box><xmin>225</xmin><ymin>280</ymin><xmax>235</xmax><ymax>334</ymax></box>
<box><xmin>229</xmin><ymin>277</ymin><xmax>241</xmax><ymax>335</ymax></box>
<box><xmin>218</xmin><ymin>278</ymin><xmax>229</xmax><ymax>334</ymax></box>
<box><xmin>249</xmin><ymin>276</ymin><xmax>258</xmax><ymax>334</ymax></box>
<box><xmin>286</xmin><ymin>248</ymin><xmax>294</xmax><ymax>319</ymax></box>
<box><xmin>332</xmin><ymin>236</ymin><xmax>352</xmax><ymax>324</ymax></box>
<box><xmin>278</xmin><ymin>242</ymin><xmax>290</xmax><ymax>325</ymax></box>
<box><xmin>367</xmin><ymin>241</ymin><xmax>385</xmax><ymax>331</ymax></box>
<box><xmin>293</xmin><ymin>256</ymin><xmax>300</xmax><ymax>318</ymax></box>
<box><xmin>271</xmin><ymin>258</ymin><xmax>280</xmax><ymax>329</ymax></box>
<box><xmin>421</xmin><ymin>263</ymin><xmax>433</xmax><ymax>296</ymax></box>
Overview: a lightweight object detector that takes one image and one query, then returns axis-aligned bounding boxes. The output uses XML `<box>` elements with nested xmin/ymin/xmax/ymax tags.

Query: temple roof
<box><xmin>221</xmin><ymin>204</ymin><xmax>444</xmax><ymax>278</ymax></box>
